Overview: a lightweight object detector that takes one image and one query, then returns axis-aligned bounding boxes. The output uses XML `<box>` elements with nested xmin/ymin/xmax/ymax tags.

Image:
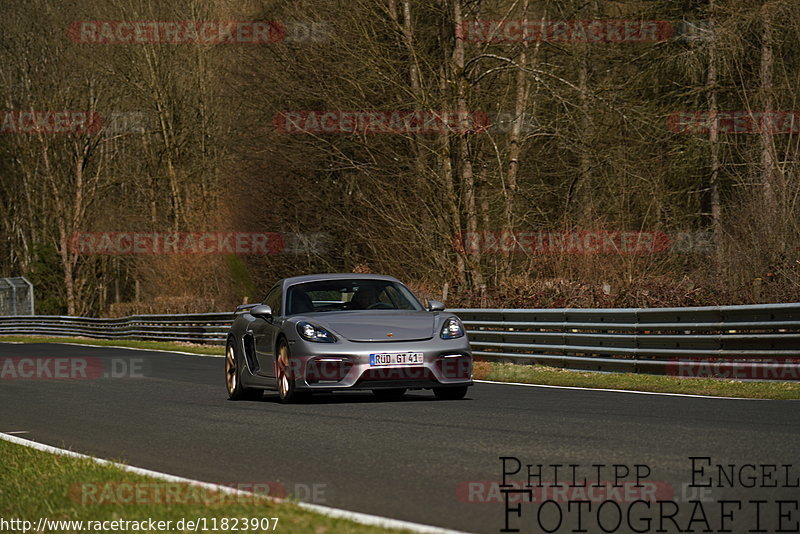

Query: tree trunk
<box><xmin>452</xmin><ymin>0</ymin><xmax>484</xmax><ymax>289</ymax></box>
<box><xmin>707</xmin><ymin>0</ymin><xmax>722</xmax><ymax>264</ymax></box>
<box><xmin>760</xmin><ymin>3</ymin><xmax>779</xmax><ymax>210</ymax></box>
<box><xmin>500</xmin><ymin>0</ymin><xmax>531</xmax><ymax>280</ymax></box>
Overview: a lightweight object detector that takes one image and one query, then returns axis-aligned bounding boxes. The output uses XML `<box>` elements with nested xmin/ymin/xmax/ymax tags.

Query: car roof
<box><xmin>281</xmin><ymin>273</ymin><xmax>403</xmax><ymax>287</ymax></box>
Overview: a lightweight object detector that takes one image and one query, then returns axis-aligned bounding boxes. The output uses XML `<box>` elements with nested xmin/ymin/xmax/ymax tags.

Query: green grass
<box><xmin>473</xmin><ymin>361</ymin><xmax>800</xmax><ymax>400</ymax></box>
<box><xmin>0</xmin><ymin>438</ymin><xmax>408</xmax><ymax>533</ymax></box>
<box><xmin>2</xmin><ymin>335</ymin><xmax>798</xmax><ymax>400</ymax></box>
<box><xmin>0</xmin><ymin>335</ymin><xmax>224</xmax><ymax>356</ymax></box>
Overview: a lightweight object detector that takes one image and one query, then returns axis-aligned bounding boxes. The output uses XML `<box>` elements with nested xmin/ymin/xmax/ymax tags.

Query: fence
<box><xmin>0</xmin><ymin>313</ymin><xmax>228</xmax><ymax>344</ymax></box>
<box><xmin>454</xmin><ymin>303</ymin><xmax>800</xmax><ymax>377</ymax></box>
<box><xmin>0</xmin><ymin>302</ymin><xmax>798</xmax><ymax>376</ymax></box>
<box><xmin>0</xmin><ymin>277</ymin><xmax>34</xmax><ymax>316</ymax></box>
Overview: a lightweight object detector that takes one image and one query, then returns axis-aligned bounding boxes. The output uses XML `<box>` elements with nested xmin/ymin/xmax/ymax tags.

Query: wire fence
<box><xmin>0</xmin><ymin>277</ymin><xmax>34</xmax><ymax>316</ymax></box>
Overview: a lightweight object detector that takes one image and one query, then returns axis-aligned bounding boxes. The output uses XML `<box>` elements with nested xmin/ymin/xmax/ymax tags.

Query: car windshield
<box><xmin>285</xmin><ymin>279</ymin><xmax>424</xmax><ymax>315</ymax></box>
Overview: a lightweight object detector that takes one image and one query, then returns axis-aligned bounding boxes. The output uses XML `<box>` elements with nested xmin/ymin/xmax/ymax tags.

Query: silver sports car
<box><xmin>225</xmin><ymin>273</ymin><xmax>473</xmax><ymax>403</ymax></box>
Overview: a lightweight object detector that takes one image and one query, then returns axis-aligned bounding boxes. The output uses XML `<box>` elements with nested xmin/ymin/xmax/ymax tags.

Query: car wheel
<box><xmin>226</xmin><ymin>339</ymin><xmax>262</xmax><ymax>401</ymax></box>
<box><xmin>277</xmin><ymin>339</ymin><xmax>310</xmax><ymax>404</ymax></box>
<box><xmin>433</xmin><ymin>386</ymin><xmax>468</xmax><ymax>400</ymax></box>
<box><xmin>372</xmin><ymin>388</ymin><xmax>407</xmax><ymax>400</ymax></box>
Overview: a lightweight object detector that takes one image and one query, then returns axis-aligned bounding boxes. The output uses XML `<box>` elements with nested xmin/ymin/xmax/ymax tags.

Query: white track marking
<box><xmin>3</xmin><ymin>340</ymin><xmax>222</xmax><ymax>357</ymax></box>
<box><xmin>0</xmin><ymin>433</ymin><xmax>472</xmax><ymax>534</ymax></box>
<box><xmin>58</xmin><ymin>342</ymin><xmax>219</xmax><ymax>357</ymax></box>
<box><xmin>474</xmin><ymin>379</ymin><xmax>764</xmax><ymax>400</ymax></box>
<box><xmin>1</xmin><ymin>338</ymin><xmax>220</xmax><ymax>357</ymax></box>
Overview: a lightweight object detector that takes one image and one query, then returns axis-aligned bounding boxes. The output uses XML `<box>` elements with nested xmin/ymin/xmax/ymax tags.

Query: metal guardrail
<box><xmin>451</xmin><ymin>303</ymin><xmax>800</xmax><ymax>375</ymax></box>
<box><xmin>0</xmin><ymin>313</ymin><xmax>231</xmax><ymax>344</ymax></box>
<box><xmin>0</xmin><ymin>303</ymin><xmax>798</xmax><ymax>375</ymax></box>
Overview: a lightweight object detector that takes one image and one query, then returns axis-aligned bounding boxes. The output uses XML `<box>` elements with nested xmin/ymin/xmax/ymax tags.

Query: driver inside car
<box><xmin>349</xmin><ymin>285</ymin><xmax>382</xmax><ymax>309</ymax></box>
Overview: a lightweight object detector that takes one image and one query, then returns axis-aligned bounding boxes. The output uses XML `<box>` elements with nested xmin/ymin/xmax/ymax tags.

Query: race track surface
<box><xmin>1</xmin><ymin>343</ymin><xmax>798</xmax><ymax>533</ymax></box>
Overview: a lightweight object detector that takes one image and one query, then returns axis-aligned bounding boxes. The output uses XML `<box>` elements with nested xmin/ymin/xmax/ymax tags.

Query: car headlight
<box><xmin>440</xmin><ymin>317</ymin><xmax>464</xmax><ymax>339</ymax></box>
<box><xmin>297</xmin><ymin>321</ymin><xmax>337</xmax><ymax>343</ymax></box>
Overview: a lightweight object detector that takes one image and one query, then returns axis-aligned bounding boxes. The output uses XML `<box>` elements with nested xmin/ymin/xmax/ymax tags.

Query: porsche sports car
<box><xmin>225</xmin><ymin>273</ymin><xmax>473</xmax><ymax>403</ymax></box>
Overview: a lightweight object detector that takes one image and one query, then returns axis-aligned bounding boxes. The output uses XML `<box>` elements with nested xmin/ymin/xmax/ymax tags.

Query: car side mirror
<box><xmin>427</xmin><ymin>300</ymin><xmax>446</xmax><ymax>312</ymax></box>
<box><xmin>250</xmin><ymin>304</ymin><xmax>273</xmax><ymax>320</ymax></box>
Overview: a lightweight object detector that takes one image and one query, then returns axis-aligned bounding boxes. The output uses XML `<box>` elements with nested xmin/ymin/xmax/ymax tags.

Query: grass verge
<box><xmin>2</xmin><ymin>335</ymin><xmax>798</xmax><ymax>400</ymax></box>
<box><xmin>0</xmin><ymin>438</ymin><xmax>408</xmax><ymax>533</ymax></box>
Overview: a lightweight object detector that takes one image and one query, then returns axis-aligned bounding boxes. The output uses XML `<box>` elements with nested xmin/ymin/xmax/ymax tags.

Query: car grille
<box><xmin>356</xmin><ymin>367</ymin><xmax>437</xmax><ymax>384</ymax></box>
<box><xmin>306</xmin><ymin>358</ymin><xmax>353</xmax><ymax>384</ymax></box>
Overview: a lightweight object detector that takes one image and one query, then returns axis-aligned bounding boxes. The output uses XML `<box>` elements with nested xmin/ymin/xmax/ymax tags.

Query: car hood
<box><xmin>305</xmin><ymin>311</ymin><xmax>436</xmax><ymax>342</ymax></box>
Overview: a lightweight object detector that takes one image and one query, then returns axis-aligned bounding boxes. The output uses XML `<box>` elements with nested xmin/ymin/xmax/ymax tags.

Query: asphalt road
<box><xmin>1</xmin><ymin>343</ymin><xmax>798</xmax><ymax>533</ymax></box>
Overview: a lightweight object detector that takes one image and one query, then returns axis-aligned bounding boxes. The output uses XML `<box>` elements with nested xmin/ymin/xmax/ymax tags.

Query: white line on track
<box><xmin>0</xmin><ymin>433</ymin><xmax>472</xmax><ymax>534</ymax></box>
<box><xmin>474</xmin><ymin>379</ymin><xmax>765</xmax><ymax>400</ymax></box>
<box><xmin>0</xmin><ymin>340</ymin><xmax>221</xmax><ymax>357</ymax></box>
<box><xmin>58</xmin><ymin>342</ymin><xmax>220</xmax><ymax>357</ymax></box>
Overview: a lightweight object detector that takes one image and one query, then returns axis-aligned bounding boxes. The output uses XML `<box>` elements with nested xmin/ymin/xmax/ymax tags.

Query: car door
<box><xmin>252</xmin><ymin>285</ymin><xmax>282</xmax><ymax>379</ymax></box>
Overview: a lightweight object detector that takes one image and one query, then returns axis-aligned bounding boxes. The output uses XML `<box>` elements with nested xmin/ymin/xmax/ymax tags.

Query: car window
<box><xmin>263</xmin><ymin>285</ymin><xmax>282</xmax><ymax>316</ymax></box>
<box><xmin>379</xmin><ymin>285</ymin><xmax>416</xmax><ymax>310</ymax></box>
<box><xmin>285</xmin><ymin>279</ymin><xmax>423</xmax><ymax>314</ymax></box>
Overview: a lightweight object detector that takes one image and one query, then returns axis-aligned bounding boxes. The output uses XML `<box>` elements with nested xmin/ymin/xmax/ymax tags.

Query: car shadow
<box><xmin>258</xmin><ymin>391</ymin><xmax>461</xmax><ymax>404</ymax></box>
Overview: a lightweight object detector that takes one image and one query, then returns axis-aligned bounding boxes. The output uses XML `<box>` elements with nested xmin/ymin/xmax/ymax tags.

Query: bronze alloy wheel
<box><xmin>277</xmin><ymin>340</ymin><xmax>309</xmax><ymax>403</ymax></box>
<box><xmin>225</xmin><ymin>342</ymin><xmax>237</xmax><ymax>396</ymax></box>
<box><xmin>226</xmin><ymin>339</ymin><xmax>262</xmax><ymax>401</ymax></box>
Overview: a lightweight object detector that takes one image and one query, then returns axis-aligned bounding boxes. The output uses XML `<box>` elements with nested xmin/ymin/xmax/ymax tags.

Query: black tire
<box><xmin>226</xmin><ymin>339</ymin><xmax>262</xmax><ymax>401</ymax></box>
<box><xmin>372</xmin><ymin>388</ymin><xmax>407</xmax><ymax>400</ymax></box>
<box><xmin>276</xmin><ymin>339</ymin><xmax>310</xmax><ymax>404</ymax></box>
<box><xmin>433</xmin><ymin>385</ymin><xmax>468</xmax><ymax>400</ymax></box>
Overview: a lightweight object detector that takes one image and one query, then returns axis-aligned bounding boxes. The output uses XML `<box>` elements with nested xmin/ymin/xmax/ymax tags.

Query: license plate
<box><xmin>369</xmin><ymin>352</ymin><xmax>424</xmax><ymax>366</ymax></box>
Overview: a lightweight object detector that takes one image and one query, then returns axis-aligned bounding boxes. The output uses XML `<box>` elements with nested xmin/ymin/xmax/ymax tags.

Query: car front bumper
<box><xmin>286</xmin><ymin>336</ymin><xmax>473</xmax><ymax>391</ymax></box>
